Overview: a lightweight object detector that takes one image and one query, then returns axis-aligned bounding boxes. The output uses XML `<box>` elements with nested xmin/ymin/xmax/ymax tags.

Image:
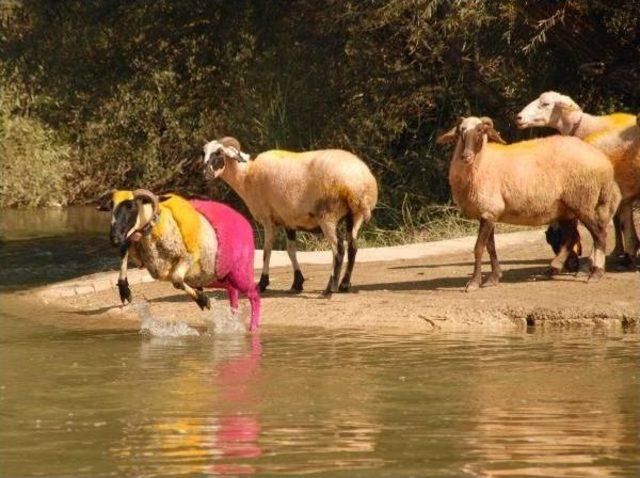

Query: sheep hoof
<box><xmin>616</xmin><ymin>253</ymin><xmax>633</xmax><ymax>269</ymax></box>
<box><xmin>338</xmin><ymin>282</ymin><xmax>351</xmax><ymax>293</ymax></box>
<box><xmin>465</xmin><ymin>280</ymin><xmax>481</xmax><ymax>292</ymax></box>
<box><xmin>588</xmin><ymin>267</ymin><xmax>605</xmax><ymax>282</ymax></box>
<box><xmin>258</xmin><ymin>274</ymin><xmax>270</xmax><ymax>292</ymax></box>
<box><xmin>481</xmin><ymin>274</ymin><xmax>500</xmax><ymax>288</ymax></box>
<box><xmin>117</xmin><ymin>278</ymin><xmax>132</xmax><ymax>304</ymax></box>
<box><xmin>195</xmin><ymin>290</ymin><xmax>211</xmax><ymax>310</ymax></box>
<box><xmin>290</xmin><ymin>270</ymin><xmax>305</xmax><ymax>293</ymax></box>
<box><xmin>544</xmin><ymin>266</ymin><xmax>562</xmax><ymax>278</ymax></box>
<box><xmin>564</xmin><ymin>252</ymin><xmax>580</xmax><ymax>273</ymax></box>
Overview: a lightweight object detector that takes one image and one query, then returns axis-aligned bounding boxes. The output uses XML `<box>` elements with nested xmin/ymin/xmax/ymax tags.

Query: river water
<box><xmin>1</xmin><ymin>208</ymin><xmax>639</xmax><ymax>477</ymax></box>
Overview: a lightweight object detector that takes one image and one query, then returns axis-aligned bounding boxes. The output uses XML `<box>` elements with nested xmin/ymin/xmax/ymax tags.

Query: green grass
<box><xmin>260</xmin><ymin>205</ymin><xmax>531</xmax><ymax>251</ymax></box>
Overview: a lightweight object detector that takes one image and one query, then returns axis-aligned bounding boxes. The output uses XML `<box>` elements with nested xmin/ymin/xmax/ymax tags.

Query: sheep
<box><xmin>517</xmin><ymin>91</ymin><xmax>640</xmax><ymax>265</ymax></box>
<box><xmin>202</xmin><ymin>137</ymin><xmax>378</xmax><ymax>295</ymax></box>
<box><xmin>98</xmin><ymin>189</ymin><xmax>261</xmax><ymax>331</ymax></box>
<box><xmin>437</xmin><ymin>116</ymin><xmax>621</xmax><ymax>291</ymax></box>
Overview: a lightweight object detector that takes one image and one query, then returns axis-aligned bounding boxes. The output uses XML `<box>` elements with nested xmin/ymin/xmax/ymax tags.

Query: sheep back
<box><xmin>582</xmin><ymin>114</ymin><xmax>640</xmax><ymax>200</ymax></box>
<box><xmin>247</xmin><ymin>149</ymin><xmax>377</xmax><ymax>225</ymax></box>
<box><xmin>153</xmin><ymin>194</ymin><xmax>203</xmax><ymax>262</ymax></box>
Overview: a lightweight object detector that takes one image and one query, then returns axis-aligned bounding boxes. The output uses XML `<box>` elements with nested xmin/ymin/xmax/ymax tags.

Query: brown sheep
<box><xmin>437</xmin><ymin>116</ymin><xmax>620</xmax><ymax>291</ymax></box>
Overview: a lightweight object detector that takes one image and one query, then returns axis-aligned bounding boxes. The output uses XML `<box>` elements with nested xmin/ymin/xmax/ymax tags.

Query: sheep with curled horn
<box><xmin>437</xmin><ymin>115</ymin><xmax>620</xmax><ymax>291</ymax></box>
<box><xmin>517</xmin><ymin>91</ymin><xmax>640</xmax><ymax>267</ymax></box>
<box><xmin>202</xmin><ymin>137</ymin><xmax>378</xmax><ymax>295</ymax></box>
<box><xmin>97</xmin><ymin>189</ymin><xmax>261</xmax><ymax>331</ymax></box>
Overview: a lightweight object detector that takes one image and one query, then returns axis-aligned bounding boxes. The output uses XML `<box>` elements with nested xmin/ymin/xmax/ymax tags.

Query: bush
<box><xmin>0</xmin><ymin>87</ymin><xmax>72</xmax><ymax>207</ymax></box>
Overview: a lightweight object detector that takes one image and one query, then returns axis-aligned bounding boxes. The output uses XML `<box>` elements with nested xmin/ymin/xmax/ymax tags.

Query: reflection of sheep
<box><xmin>203</xmin><ymin>137</ymin><xmax>378</xmax><ymax>295</ymax></box>
<box><xmin>437</xmin><ymin>116</ymin><xmax>620</xmax><ymax>291</ymax></box>
<box><xmin>99</xmin><ymin>190</ymin><xmax>260</xmax><ymax>331</ymax></box>
<box><xmin>517</xmin><ymin>91</ymin><xmax>640</xmax><ymax>265</ymax></box>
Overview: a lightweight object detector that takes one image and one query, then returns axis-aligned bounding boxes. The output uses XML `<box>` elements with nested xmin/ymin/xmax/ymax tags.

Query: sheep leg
<box><xmin>171</xmin><ymin>260</ymin><xmax>210</xmax><ymax>310</ymax></box>
<box><xmin>611</xmin><ymin>213</ymin><xmax>625</xmax><ymax>258</ymax></box>
<box><xmin>259</xmin><ymin>222</ymin><xmax>275</xmax><ymax>292</ymax></box>
<box><xmin>580</xmin><ymin>219</ymin><xmax>607</xmax><ymax>281</ymax></box>
<box><xmin>117</xmin><ymin>247</ymin><xmax>133</xmax><ymax>304</ymax></box>
<box><xmin>548</xmin><ymin>219</ymin><xmax>579</xmax><ymax>275</ymax></box>
<box><xmin>246</xmin><ymin>285</ymin><xmax>261</xmax><ymax>332</ymax></box>
<box><xmin>618</xmin><ymin>200</ymin><xmax>638</xmax><ymax>267</ymax></box>
<box><xmin>226</xmin><ymin>284</ymin><xmax>239</xmax><ymax>313</ymax></box>
<box><xmin>467</xmin><ymin>219</ymin><xmax>492</xmax><ymax>292</ymax></box>
<box><xmin>320</xmin><ymin>219</ymin><xmax>345</xmax><ymax>295</ymax></box>
<box><xmin>482</xmin><ymin>223</ymin><xmax>501</xmax><ymax>287</ymax></box>
<box><xmin>285</xmin><ymin>228</ymin><xmax>305</xmax><ymax>292</ymax></box>
<box><xmin>339</xmin><ymin>213</ymin><xmax>364</xmax><ymax>292</ymax></box>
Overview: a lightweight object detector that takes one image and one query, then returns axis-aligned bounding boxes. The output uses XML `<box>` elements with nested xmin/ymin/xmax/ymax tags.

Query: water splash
<box><xmin>204</xmin><ymin>306</ymin><xmax>246</xmax><ymax>335</ymax></box>
<box><xmin>134</xmin><ymin>299</ymin><xmax>200</xmax><ymax>337</ymax></box>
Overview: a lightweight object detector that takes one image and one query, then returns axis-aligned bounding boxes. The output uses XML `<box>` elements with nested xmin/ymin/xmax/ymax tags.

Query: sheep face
<box><xmin>437</xmin><ymin>116</ymin><xmax>505</xmax><ymax>163</ymax></box>
<box><xmin>203</xmin><ymin>138</ymin><xmax>249</xmax><ymax>179</ymax></box>
<box><xmin>110</xmin><ymin>198</ymin><xmax>139</xmax><ymax>248</ymax></box>
<box><xmin>516</xmin><ymin>91</ymin><xmax>580</xmax><ymax>129</ymax></box>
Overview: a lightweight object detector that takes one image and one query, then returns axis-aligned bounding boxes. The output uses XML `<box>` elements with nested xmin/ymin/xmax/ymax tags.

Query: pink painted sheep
<box><xmin>102</xmin><ymin>190</ymin><xmax>261</xmax><ymax>331</ymax></box>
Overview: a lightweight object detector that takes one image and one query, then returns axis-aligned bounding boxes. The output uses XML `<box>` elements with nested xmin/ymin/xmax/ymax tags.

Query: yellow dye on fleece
<box><xmin>585</xmin><ymin>113</ymin><xmax>637</xmax><ymax>144</ymax></box>
<box><xmin>152</xmin><ymin>194</ymin><xmax>202</xmax><ymax>259</ymax></box>
<box><xmin>264</xmin><ymin>149</ymin><xmax>303</xmax><ymax>158</ymax></box>
<box><xmin>112</xmin><ymin>190</ymin><xmax>133</xmax><ymax>206</ymax></box>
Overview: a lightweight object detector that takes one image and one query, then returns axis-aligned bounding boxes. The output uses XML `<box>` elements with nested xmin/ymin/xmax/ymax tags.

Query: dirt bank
<box><xmin>15</xmin><ymin>229</ymin><xmax>640</xmax><ymax>332</ymax></box>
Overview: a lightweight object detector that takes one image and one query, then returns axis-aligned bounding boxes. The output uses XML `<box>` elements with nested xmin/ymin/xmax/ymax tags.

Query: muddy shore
<box><xmin>11</xmin><ymin>229</ymin><xmax>639</xmax><ymax>333</ymax></box>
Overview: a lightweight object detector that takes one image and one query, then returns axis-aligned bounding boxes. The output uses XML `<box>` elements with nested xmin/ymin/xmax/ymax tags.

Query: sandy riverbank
<box><xmin>12</xmin><ymin>229</ymin><xmax>639</xmax><ymax>333</ymax></box>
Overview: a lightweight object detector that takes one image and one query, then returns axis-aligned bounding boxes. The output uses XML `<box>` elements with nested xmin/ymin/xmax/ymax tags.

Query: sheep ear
<box><xmin>436</xmin><ymin>126</ymin><xmax>459</xmax><ymax>145</ymax></box>
<box><xmin>555</xmin><ymin>96</ymin><xmax>579</xmax><ymax>111</ymax></box>
<box><xmin>486</xmin><ymin>126</ymin><xmax>506</xmax><ymax>144</ymax></box>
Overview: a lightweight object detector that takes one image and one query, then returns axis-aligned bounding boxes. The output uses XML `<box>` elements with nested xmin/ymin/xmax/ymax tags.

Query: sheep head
<box><xmin>438</xmin><ymin>116</ymin><xmax>505</xmax><ymax>163</ymax></box>
<box><xmin>97</xmin><ymin>190</ymin><xmax>138</xmax><ymax>248</ymax></box>
<box><xmin>516</xmin><ymin>91</ymin><xmax>581</xmax><ymax>129</ymax></box>
<box><xmin>203</xmin><ymin>136</ymin><xmax>250</xmax><ymax>179</ymax></box>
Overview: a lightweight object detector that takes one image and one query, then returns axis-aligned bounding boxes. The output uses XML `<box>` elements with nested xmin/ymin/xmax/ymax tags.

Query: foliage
<box><xmin>0</xmin><ymin>0</ymin><xmax>638</xmax><ymax>239</ymax></box>
<box><xmin>0</xmin><ymin>84</ymin><xmax>71</xmax><ymax>207</ymax></box>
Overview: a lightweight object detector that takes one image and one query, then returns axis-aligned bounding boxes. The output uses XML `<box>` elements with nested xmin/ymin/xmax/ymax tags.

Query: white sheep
<box><xmin>437</xmin><ymin>116</ymin><xmax>620</xmax><ymax>290</ymax></box>
<box><xmin>517</xmin><ymin>91</ymin><xmax>640</xmax><ymax>265</ymax></box>
<box><xmin>203</xmin><ymin>137</ymin><xmax>378</xmax><ymax>295</ymax></box>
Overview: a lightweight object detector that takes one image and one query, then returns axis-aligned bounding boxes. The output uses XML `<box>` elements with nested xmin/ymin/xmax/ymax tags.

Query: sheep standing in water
<box><xmin>437</xmin><ymin>116</ymin><xmax>620</xmax><ymax>290</ymax></box>
<box><xmin>203</xmin><ymin>137</ymin><xmax>378</xmax><ymax>295</ymax></box>
<box><xmin>100</xmin><ymin>190</ymin><xmax>260</xmax><ymax>331</ymax></box>
<box><xmin>517</xmin><ymin>91</ymin><xmax>640</xmax><ymax>265</ymax></box>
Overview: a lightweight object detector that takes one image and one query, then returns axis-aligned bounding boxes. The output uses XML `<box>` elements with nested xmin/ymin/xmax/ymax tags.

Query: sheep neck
<box><xmin>219</xmin><ymin>160</ymin><xmax>251</xmax><ymax>202</ymax></box>
<box><xmin>556</xmin><ymin>110</ymin><xmax>608</xmax><ymax>138</ymax></box>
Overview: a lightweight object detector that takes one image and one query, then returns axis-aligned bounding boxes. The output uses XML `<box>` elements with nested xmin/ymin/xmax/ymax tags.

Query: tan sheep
<box><xmin>437</xmin><ymin>116</ymin><xmax>620</xmax><ymax>291</ymax></box>
<box><xmin>517</xmin><ymin>91</ymin><xmax>640</xmax><ymax>265</ymax></box>
<box><xmin>203</xmin><ymin>137</ymin><xmax>378</xmax><ymax>295</ymax></box>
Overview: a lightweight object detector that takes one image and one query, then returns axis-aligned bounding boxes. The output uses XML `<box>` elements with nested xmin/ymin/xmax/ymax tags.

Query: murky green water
<box><xmin>1</xmin><ymin>208</ymin><xmax>639</xmax><ymax>477</ymax></box>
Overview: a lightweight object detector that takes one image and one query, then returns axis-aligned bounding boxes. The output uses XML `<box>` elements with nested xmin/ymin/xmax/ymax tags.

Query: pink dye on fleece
<box><xmin>190</xmin><ymin>200</ymin><xmax>261</xmax><ymax>331</ymax></box>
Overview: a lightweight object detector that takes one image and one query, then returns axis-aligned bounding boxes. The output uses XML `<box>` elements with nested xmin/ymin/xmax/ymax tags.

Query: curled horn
<box><xmin>479</xmin><ymin>116</ymin><xmax>494</xmax><ymax>127</ymax></box>
<box><xmin>219</xmin><ymin>136</ymin><xmax>241</xmax><ymax>151</ymax></box>
<box><xmin>132</xmin><ymin>189</ymin><xmax>160</xmax><ymax>216</ymax></box>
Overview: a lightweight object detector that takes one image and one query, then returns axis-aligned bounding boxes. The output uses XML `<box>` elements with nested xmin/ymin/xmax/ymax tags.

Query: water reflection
<box><xmin>1</xmin><ymin>311</ymin><xmax>638</xmax><ymax>477</ymax></box>
<box><xmin>112</xmin><ymin>334</ymin><xmax>263</xmax><ymax>477</ymax></box>
<box><xmin>462</xmin><ymin>334</ymin><xmax>640</xmax><ymax>477</ymax></box>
